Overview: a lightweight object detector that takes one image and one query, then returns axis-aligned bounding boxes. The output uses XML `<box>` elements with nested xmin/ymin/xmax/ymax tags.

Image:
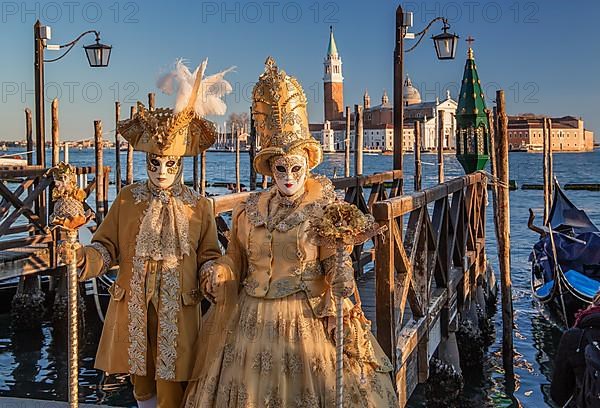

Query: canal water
<box><xmin>1</xmin><ymin>148</ymin><xmax>599</xmax><ymax>407</ymax></box>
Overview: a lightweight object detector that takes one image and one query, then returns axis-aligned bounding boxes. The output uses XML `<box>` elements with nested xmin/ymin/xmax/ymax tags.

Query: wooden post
<box><xmin>193</xmin><ymin>155</ymin><xmax>199</xmax><ymax>192</ymax></box>
<box><xmin>25</xmin><ymin>108</ymin><xmax>33</xmax><ymax>165</ymax></box>
<box><xmin>487</xmin><ymin>109</ymin><xmax>500</xmax><ymax>242</ymax></box>
<box><xmin>393</xmin><ymin>6</ymin><xmax>404</xmax><ymax>174</ymax></box>
<box><xmin>495</xmin><ymin>90</ymin><xmax>514</xmax><ymax>380</ymax></box>
<box><xmin>148</xmin><ymin>93</ymin><xmax>155</xmax><ymax>110</ymax></box>
<box><xmin>94</xmin><ymin>120</ymin><xmax>105</xmax><ymax>224</ymax></box>
<box><xmin>437</xmin><ymin>110</ymin><xmax>445</xmax><ymax>183</ymax></box>
<box><xmin>345</xmin><ymin>106</ymin><xmax>351</xmax><ymax>177</ymax></box>
<box><xmin>547</xmin><ymin>118</ymin><xmax>554</xmax><ymax>209</ymax></box>
<box><xmin>235</xmin><ymin>125</ymin><xmax>241</xmax><ymax>193</ymax></box>
<box><xmin>126</xmin><ymin>106</ymin><xmax>135</xmax><ymax>185</ymax></box>
<box><xmin>414</xmin><ymin>120</ymin><xmax>421</xmax><ymax>191</ymax></box>
<box><xmin>354</xmin><ymin>104</ymin><xmax>363</xmax><ymax>176</ymax></box>
<box><xmin>543</xmin><ymin>117</ymin><xmax>549</xmax><ymax>223</ymax></box>
<box><xmin>114</xmin><ymin>101</ymin><xmax>122</xmax><ymax>193</ymax></box>
<box><xmin>249</xmin><ymin>107</ymin><xmax>257</xmax><ymax>190</ymax></box>
<box><xmin>200</xmin><ymin>151</ymin><xmax>206</xmax><ymax>195</ymax></box>
<box><xmin>64</xmin><ymin>142</ymin><xmax>69</xmax><ymax>163</ymax></box>
<box><xmin>51</xmin><ymin>98</ymin><xmax>59</xmax><ymax>167</ymax></box>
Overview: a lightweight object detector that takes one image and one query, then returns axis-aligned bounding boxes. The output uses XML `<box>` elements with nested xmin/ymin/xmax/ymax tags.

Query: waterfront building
<box><xmin>508</xmin><ymin>115</ymin><xmax>594</xmax><ymax>152</ymax></box>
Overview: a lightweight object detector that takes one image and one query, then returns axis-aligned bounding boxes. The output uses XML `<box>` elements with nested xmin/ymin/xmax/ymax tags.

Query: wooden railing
<box><xmin>373</xmin><ymin>171</ymin><xmax>488</xmax><ymax>406</ymax></box>
<box><xmin>211</xmin><ymin>170</ymin><xmax>403</xmax><ymax>277</ymax></box>
<box><xmin>0</xmin><ymin>165</ymin><xmax>110</xmax><ymax>277</ymax></box>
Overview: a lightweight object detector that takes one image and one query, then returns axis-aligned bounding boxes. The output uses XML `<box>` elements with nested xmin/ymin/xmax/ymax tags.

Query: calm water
<box><xmin>1</xmin><ymin>148</ymin><xmax>599</xmax><ymax>407</ymax></box>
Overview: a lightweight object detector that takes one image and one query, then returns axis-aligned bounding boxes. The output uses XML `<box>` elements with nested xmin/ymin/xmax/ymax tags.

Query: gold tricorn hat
<box><xmin>117</xmin><ymin>62</ymin><xmax>217</xmax><ymax>157</ymax></box>
<box><xmin>252</xmin><ymin>57</ymin><xmax>323</xmax><ymax>176</ymax></box>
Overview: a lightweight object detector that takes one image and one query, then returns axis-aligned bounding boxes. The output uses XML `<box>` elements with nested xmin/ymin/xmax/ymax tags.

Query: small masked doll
<box><xmin>184</xmin><ymin>57</ymin><xmax>398</xmax><ymax>408</ymax></box>
<box><xmin>67</xmin><ymin>59</ymin><xmax>232</xmax><ymax>408</ymax></box>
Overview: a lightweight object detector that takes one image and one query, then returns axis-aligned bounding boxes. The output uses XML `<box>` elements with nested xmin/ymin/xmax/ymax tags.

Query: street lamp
<box><xmin>34</xmin><ymin>20</ymin><xmax>112</xmax><ymax>169</ymax></box>
<box><xmin>432</xmin><ymin>21</ymin><xmax>459</xmax><ymax>60</ymax></box>
<box><xmin>83</xmin><ymin>36</ymin><xmax>112</xmax><ymax>67</ymax></box>
<box><xmin>393</xmin><ymin>5</ymin><xmax>459</xmax><ymax>192</ymax></box>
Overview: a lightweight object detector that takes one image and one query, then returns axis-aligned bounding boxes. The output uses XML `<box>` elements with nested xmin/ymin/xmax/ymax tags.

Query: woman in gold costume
<box><xmin>185</xmin><ymin>57</ymin><xmax>398</xmax><ymax>407</ymax></box>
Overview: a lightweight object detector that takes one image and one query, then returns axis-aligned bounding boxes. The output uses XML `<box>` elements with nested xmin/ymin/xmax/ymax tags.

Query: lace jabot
<box><xmin>131</xmin><ymin>181</ymin><xmax>199</xmax><ymax>261</ymax></box>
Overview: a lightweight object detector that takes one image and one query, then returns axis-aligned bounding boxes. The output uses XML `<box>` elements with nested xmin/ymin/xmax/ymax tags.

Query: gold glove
<box><xmin>57</xmin><ymin>240</ymin><xmax>85</xmax><ymax>268</ymax></box>
<box><xmin>200</xmin><ymin>261</ymin><xmax>227</xmax><ymax>303</ymax></box>
<box><xmin>329</xmin><ymin>264</ymin><xmax>355</xmax><ymax>298</ymax></box>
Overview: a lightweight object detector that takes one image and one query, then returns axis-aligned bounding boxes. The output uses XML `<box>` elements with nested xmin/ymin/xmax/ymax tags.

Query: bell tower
<box><xmin>323</xmin><ymin>26</ymin><xmax>344</xmax><ymax>121</ymax></box>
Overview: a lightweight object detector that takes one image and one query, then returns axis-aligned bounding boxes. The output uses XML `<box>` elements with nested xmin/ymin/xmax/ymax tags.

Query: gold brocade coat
<box><xmin>79</xmin><ymin>182</ymin><xmax>221</xmax><ymax>381</ymax></box>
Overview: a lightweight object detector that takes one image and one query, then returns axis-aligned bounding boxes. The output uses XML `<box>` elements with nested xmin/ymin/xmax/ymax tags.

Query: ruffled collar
<box><xmin>132</xmin><ymin>181</ymin><xmax>199</xmax><ymax>207</ymax></box>
<box><xmin>245</xmin><ymin>175</ymin><xmax>335</xmax><ymax>232</ymax></box>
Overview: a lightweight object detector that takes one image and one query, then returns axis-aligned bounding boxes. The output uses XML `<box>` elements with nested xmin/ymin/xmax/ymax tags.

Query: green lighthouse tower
<box><xmin>455</xmin><ymin>47</ymin><xmax>490</xmax><ymax>173</ymax></box>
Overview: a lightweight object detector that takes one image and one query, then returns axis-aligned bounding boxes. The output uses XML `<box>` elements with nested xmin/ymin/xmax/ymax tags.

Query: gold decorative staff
<box><xmin>310</xmin><ymin>201</ymin><xmax>385</xmax><ymax>408</ymax></box>
<box><xmin>50</xmin><ymin>162</ymin><xmax>92</xmax><ymax>408</ymax></box>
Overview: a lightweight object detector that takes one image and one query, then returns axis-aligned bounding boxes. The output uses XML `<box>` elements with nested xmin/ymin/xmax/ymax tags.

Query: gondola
<box><xmin>529</xmin><ymin>180</ymin><xmax>600</xmax><ymax>326</ymax></box>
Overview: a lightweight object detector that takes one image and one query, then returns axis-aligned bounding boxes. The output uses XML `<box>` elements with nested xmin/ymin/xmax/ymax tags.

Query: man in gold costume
<box><xmin>184</xmin><ymin>57</ymin><xmax>398</xmax><ymax>407</ymax></box>
<box><xmin>62</xmin><ymin>60</ymin><xmax>232</xmax><ymax>408</ymax></box>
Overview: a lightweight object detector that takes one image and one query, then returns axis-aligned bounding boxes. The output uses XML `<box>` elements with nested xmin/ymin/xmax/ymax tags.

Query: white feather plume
<box><xmin>157</xmin><ymin>58</ymin><xmax>235</xmax><ymax>116</ymax></box>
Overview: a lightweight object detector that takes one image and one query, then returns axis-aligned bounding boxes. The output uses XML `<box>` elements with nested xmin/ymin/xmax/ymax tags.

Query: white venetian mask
<box><xmin>270</xmin><ymin>154</ymin><xmax>308</xmax><ymax>197</ymax></box>
<box><xmin>146</xmin><ymin>153</ymin><xmax>182</xmax><ymax>189</ymax></box>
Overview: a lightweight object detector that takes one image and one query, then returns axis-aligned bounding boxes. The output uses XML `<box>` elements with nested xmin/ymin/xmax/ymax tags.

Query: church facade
<box><xmin>310</xmin><ymin>28</ymin><xmax>458</xmax><ymax>153</ymax></box>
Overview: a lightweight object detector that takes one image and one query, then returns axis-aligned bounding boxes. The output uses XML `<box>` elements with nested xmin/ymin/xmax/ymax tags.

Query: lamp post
<box><xmin>393</xmin><ymin>5</ymin><xmax>459</xmax><ymax>189</ymax></box>
<box><xmin>33</xmin><ymin>20</ymin><xmax>112</xmax><ymax>170</ymax></box>
<box><xmin>33</xmin><ymin>20</ymin><xmax>111</xmax><ymax>408</ymax></box>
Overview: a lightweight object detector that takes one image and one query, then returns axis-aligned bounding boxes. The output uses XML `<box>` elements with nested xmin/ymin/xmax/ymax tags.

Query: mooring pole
<box><xmin>487</xmin><ymin>109</ymin><xmax>500</xmax><ymax>242</ymax></box>
<box><xmin>547</xmin><ymin>118</ymin><xmax>554</xmax><ymax>210</ymax></box>
<box><xmin>192</xmin><ymin>155</ymin><xmax>199</xmax><ymax>192</ymax></box>
<box><xmin>495</xmin><ymin>90</ymin><xmax>514</xmax><ymax>381</ymax></box>
<box><xmin>126</xmin><ymin>106</ymin><xmax>135</xmax><ymax>185</ymax></box>
<box><xmin>414</xmin><ymin>120</ymin><xmax>422</xmax><ymax>191</ymax></box>
<box><xmin>235</xmin><ymin>125</ymin><xmax>240</xmax><ymax>193</ymax></box>
<box><xmin>249</xmin><ymin>107</ymin><xmax>257</xmax><ymax>190</ymax></box>
<box><xmin>345</xmin><ymin>106</ymin><xmax>351</xmax><ymax>177</ymax></box>
<box><xmin>354</xmin><ymin>104</ymin><xmax>364</xmax><ymax>176</ymax></box>
<box><xmin>114</xmin><ymin>101</ymin><xmax>122</xmax><ymax>193</ymax></box>
<box><xmin>51</xmin><ymin>98</ymin><xmax>60</xmax><ymax>167</ymax></box>
<box><xmin>437</xmin><ymin>110</ymin><xmax>445</xmax><ymax>183</ymax></box>
<box><xmin>94</xmin><ymin>120</ymin><xmax>105</xmax><ymax>224</ymax></box>
<box><xmin>543</xmin><ymin>117</ymin><xmax>549</xmax><ymax>223</ymax></box>
<box><xmin>200</xmin><ymin>151</ymin><xmax>206</xmax><ymax>195</ymax></box>
<box><xmin>25</xmin><ymin>108</ymin><xmax>33</xmax><ymax>165</ymax></box>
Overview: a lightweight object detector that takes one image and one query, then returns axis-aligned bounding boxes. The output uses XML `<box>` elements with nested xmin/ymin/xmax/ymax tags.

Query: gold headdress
<box><xmin>118</xmin><ymin>59</ymin><xmax>233</xmax><ymax>157</ymax></box>
<box><xmin>252</xmin><ymin>57</ymin><xmax>322</xmax><ymax>176</ymax></box>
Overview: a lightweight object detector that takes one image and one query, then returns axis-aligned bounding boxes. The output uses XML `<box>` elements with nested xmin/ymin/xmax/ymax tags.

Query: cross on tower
<box><xmin>466</xmin><ymin>36</ymin><xmax>475</xmax><ymax>47</ymax></box>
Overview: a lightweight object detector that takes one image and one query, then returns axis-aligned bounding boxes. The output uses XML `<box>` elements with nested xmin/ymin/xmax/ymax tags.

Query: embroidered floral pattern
<box><xmin>222</xmin><ymin>343</ymin><xmax>235</xmax><ymax>367</ymax></box>
<box><xmin>293</xmin><ymin>390</ymin><xmax>320</xmax><ymax>408</ymax></box>
<box><xmin>89</xmin><ymin>241</ymin><xmax>112</xmax><ymax>274</ymax></box>
<box><xmin>240</xmin><ymin>308</ymin><xmax>259</xmax><ymax>340</ymax></box>
<box><xmin>127</xmin><ymin>257</ymin><xmax>147</xmax><ymax>376</ymax></box>
<box><xmin>264</xmin><ymin>387</ymin><xmax>283</xmax><ymax>408</ymax></box>
<box><xmin>282</xmin><ymin>351</ymin><xmax>303</xmax><ymax>376</ymax></box>
<box><xmin>156</xmin><ymin>260</ymin><xmax>180</xmax><ymax>380</ymax></box>
<box><xmin>251</xmin><ymin>350</ymin><xmax>273</xmax><ymax>373</ymax></box>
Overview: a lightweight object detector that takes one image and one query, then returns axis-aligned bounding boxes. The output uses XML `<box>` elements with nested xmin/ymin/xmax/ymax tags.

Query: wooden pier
<box><xmin>0</xmin><ymin>165</ymin><xmax>109</xmax><ymax>280</ymax></box>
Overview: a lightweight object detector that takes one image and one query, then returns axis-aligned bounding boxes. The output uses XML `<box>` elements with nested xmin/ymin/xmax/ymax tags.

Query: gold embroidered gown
<box><xmin>185</xmin><ymin>176</ymin><xmax>398</xmax><ymax>407</ymax></box>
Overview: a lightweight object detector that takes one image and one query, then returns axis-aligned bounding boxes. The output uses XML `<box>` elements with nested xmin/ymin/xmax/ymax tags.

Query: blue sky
<box><xmin>1</xmin><ymin>0</ymin><xmax>598</xmax><ymax>141</ymax></box>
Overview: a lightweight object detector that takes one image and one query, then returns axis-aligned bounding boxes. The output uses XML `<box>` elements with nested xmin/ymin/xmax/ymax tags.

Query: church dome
<box><xmin>403</xmin><ymin>74</ymin><xmax>421</xmax><ymax>105</ymax></box>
